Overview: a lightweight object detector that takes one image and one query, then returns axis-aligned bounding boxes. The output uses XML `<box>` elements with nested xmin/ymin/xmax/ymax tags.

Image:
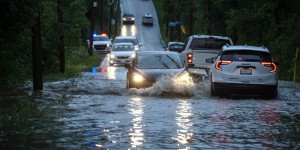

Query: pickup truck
<box><xmin>180</xmin><ymin>35</ymin><xmax>233</xmax><ymax>80</ymax></box>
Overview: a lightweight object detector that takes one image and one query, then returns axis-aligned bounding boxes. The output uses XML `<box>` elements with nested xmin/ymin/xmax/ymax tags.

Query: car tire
<box><xmin>210</xmin><ymin>77</ymin><xmax>216</xmax><ymax>97</ymax></box>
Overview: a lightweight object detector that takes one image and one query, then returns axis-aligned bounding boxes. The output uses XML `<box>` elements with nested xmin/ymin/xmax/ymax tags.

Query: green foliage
<box><xmin>0</xmin><ymin>0</ymin><xmax>110</xmax><ymax>88</ymax></box>
<box><xmin>154</xmin><ymin>0</ymin><xmax>300</xmax><ymax>82</ymax></box>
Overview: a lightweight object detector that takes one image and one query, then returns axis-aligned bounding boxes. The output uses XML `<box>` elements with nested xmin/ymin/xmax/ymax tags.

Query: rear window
<box><xmin>221</xmin><ymin>50</ymin><xmax>272</xmax><ymax>62</ymax></box>
<box><xmin>136</xmin><ymin>54</ymin><xmax>184</xmax><ymax>69</ymax></box>
<box><xmin>190</xmin><ymin>38</ymin><xmax>231</xmax><ymax>50</ymax></box>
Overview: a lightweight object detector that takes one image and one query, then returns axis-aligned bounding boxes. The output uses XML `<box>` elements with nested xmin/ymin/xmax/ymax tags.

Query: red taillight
<box><xmin>215</xmin><ymin>60</ymin><xmax>232</xmax><ymax>70</ymax></box>
<box><xmin>187</xmin><ymin>53</ymin><xmax>193</xmax><ymax>64</ymax></box>
<box><xmin>261</xmin><ymin>62</ymin><xmax>277</xmax><ymax>73</ymax></box>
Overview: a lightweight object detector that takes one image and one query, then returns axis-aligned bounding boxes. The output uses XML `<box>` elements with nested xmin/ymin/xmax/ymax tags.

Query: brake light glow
<box><xmin>261</xmin><ymin>62</ymin><xmax>277</xmax><ymax>73</ymax></box>
<box><xmin>187</xmin><ymin>53</ymin><xmax>193</xmax><ymax>64</ymax></box>
<box><xmin>101</xmin><ymin>33</ymin><xmax>107</xmax><ymax>36</ymax></box>
<box><xmin>215</xmin><ymin>60</ymin><xmax>232</xmax><ymax>70</ymax></box>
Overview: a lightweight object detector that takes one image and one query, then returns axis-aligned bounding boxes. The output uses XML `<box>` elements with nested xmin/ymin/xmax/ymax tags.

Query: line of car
<box><xmin>88</xmin><ymin>27</ymin><xmax>278</xmax><ymax>98</ymax></box>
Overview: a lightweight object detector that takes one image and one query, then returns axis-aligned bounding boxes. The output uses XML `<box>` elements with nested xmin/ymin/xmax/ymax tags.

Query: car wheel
<box><xmin>264</xmin><ymin>88</ymin><xmax>278</xmax><ymax>99</ymax></box>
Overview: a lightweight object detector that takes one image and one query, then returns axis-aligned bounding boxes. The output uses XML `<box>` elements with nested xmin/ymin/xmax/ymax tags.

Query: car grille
<box><xmin>117</xmin><ymin>56</ymin><xmax>129</xmax><ymax>59</ymax></box>
<box><xmin>94</xmin><ymin>45</ymin><xmax>107</xmax><ymax>50</ymax></box>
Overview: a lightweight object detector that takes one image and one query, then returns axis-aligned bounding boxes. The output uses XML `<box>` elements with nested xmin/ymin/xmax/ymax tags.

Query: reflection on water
<box><xmin>174</xmin><ymin>100</ymin><xmax>193</xmax><ymax>148</ymax></box>
<box><xmin>129</xmin><ymin>97</ymin><xmax>144</xmax><ymax>148</ymax></box>
<box><xmin>107</xmin><ymin>67</ymin><xmax>117</xmax><ymax>80</ymax></box>
<box><xmin>121</xmin><ymin>25</ymin><xmax>136</xmax><ymax>36</ymax></box>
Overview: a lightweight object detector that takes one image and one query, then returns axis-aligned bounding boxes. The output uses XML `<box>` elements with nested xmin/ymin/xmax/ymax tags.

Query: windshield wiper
<box><xmin>159</xmin><ymin>56</ymin><xmax>170</xmax><ymax>69</ymax></box>
<box><xmin>166</xmin><ymin>55</ymin><xmax>181</xmax><ymax>68</ymax></box>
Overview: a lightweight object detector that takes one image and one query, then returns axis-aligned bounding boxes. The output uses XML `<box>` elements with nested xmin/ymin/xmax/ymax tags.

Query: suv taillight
<box><xmin>261</xmin><ymin>62</ymin><xmax>277</xmax><ymax>73</ymax></box>
<box><xmin>215</xmin><ymin>60</ymin><xmax>232</xmax><ymax>70</ymax></box>
<box><xmin>187</xmin><ymin>53</ymin><xmax>193</xmax><ymax>64</ymax></box>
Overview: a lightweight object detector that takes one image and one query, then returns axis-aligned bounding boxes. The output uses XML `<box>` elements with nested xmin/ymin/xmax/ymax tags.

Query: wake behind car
<box><xmin>125</xmin><ymin>51</ymin><xmax>193</xmax><ymax>89</ymax></box>
<box><xmin>112</xmin><ymin>36</ymin><xmax>142</xmax><ymax>51</ymax></box>
<box><xmin>206</xmin><ymin>45</ymin><xmax>278</xmax><ymax>98</ymax></box>
<box><xmin>109</xmin><ymin>43</ymin><xmax>136</xmax><ymax>66</ymax></box>
<box><xmin>87</xmin><ymin>34</ymin><xmax>112</xmax><ymax>53</ymax></box>
<box><xmin>123</xmin><ymin>13</ymin><xmax>135</xmax><ymax>24</ymax></box>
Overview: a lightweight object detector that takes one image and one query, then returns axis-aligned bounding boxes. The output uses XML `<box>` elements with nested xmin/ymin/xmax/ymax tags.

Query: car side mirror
<box><xmin>124</xmin><ymin>64</ymin><xmax>132</xmax><ymax>69</ymax></box>
<box><xmin>186</xmin><ymin>64</ymin><xmax>194</xmax><ymax>68</ymax></box>
<box><xmin>206</xmin><ymin>58</ymin><xmax>215</xmax><ymax>63</ymax></box>
<box><xmin>139</xmin><ymin>43</ymin><xmax>143</xmax><ymax>47</ymax></box>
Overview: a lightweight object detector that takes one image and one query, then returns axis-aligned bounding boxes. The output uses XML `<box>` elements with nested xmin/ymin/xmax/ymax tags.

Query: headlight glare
<box><xmin>133</xmin><ymin>73</ymin><xmax>144</xmax><ymax>82</ymax></box>
<box><xmin>110</xmin><ymin>54</ymin><xmax>115</xmax><ymax>58</ymax></box>
<box><xmin>180</xmin><ymin>73</ymin><xmax>190</xmax><ymax>82</ymax></box>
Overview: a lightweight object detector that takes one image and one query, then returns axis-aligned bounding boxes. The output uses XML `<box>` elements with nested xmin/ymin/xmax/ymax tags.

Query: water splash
<box><xmin>128</xmin><ymin>74</ymin><xmax>211</xmax><ymax>98</ymax></box>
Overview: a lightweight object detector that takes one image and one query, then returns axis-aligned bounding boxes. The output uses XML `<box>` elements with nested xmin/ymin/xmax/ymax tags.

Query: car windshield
<box><xmin>114</xmin><ymin>38</ymin><xmax>138</xmax><ymax>45</ymax></box>
<box><xmin>221</xmin><ymin>50</ymin><xmax>272</xmax><ymax>62</ymax></box>
<box><xmin>124</xmin><ymin>14</ymin><xmax>134</xmax><ymax>17</ymax></box>
<box><xmin>136</xmin><ymin>53</ymin><xmax>184</xmax><ymax>69</ymax></box>
<box><xmin>190</xmin><ymin>38</ymin><xmax>231</xmax><ymax>50</ymax></box>
<box><xmin>93</xmin><ymin>36</ymin><xmax>109</xmax><ymax>41</ymax></box>
<box><xmin>112</xmin><ymin>45</ymin><xmax>134</xmax><ymax>51</ymax></box>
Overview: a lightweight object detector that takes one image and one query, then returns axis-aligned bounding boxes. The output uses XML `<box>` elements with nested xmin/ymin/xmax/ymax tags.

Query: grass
<box><xmin>44</xmin><ymin>46</ymin><xmax>101</xmax><ymax>82</ymax></box>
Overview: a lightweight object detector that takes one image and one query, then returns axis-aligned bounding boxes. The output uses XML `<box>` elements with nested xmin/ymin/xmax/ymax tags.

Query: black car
<box><xmin>125</xmin><ymin>51</ymin><xmax>193</xmax><ymax>89</ymax></box>
<box><xmin>123</xmin><ymin>13</ymin><xmax>135</xmax><ymax>24</ymax></box>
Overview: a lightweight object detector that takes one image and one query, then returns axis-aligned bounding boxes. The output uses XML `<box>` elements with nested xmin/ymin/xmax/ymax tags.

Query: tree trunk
<box><xmin>57</xmin><ymin>0</ymin><xmax>65</xmax><ymax>73</ymax></box>
<box><xmin>32</xmin><ymin>14</ymin><xmax>43</xmax><ymax>91</ymax></box>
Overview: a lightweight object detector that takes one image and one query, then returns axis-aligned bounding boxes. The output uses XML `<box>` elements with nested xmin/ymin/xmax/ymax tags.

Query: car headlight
<box><xmin>131</xmin><ymin>53</ymin><xmax>136</xmax><ymax>58</ymax></box>
<box><xmin>110</xmin><ymin>54</ymin><xmax>115</xmax><ymax>58</ymax></box>
<box><xmin>133</xmin><ymin>72</ymin><xmax>144</xmax><ymax>82</ymax></box>
<box><xmin>123</xmin><ymin>18</ymin><xmax>126</xmax><ymax>21</ymax></box>
<box><xmin>131</xmin><ymin>18</ymin><xmax>135</xmax><ymax>21</ymax></box>
<box><xmin>179</xmin><ymin>73</ymin><xmax>190</xmax><ymax>82</ymax></box>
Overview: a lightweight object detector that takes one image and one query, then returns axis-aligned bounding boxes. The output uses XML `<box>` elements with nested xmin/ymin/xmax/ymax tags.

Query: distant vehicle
<box><xmin>109</xmin><ymin>43</ymin><xmax>136</xmax><ymax>66</ymax></box>
<box><xmin>165</xmin><ymin>42</ymin><xmax>184</xmax><ymax>52</ymax></box>
<box><xmin>112</xmin><ymin>36</ymin><xmax>142</xmax><ymax>51</ymax></box>
<box><xmin>142</xmin><ymin>14</ymin><xmax>153</xmax><ymax>26</ymax></box>
<box><xmin>125</xmin><ymin>51</ymin><xmax>193</xmax><ymax>89</ymax></box>
<box><xmin>180</xmin><ymin>34</ymin><xmax>233</xmax><ymax>80</ymax></box>
<box><xmin>206</xmin><ymin>45</ymin><xmax>278</xmax><ymax>98</ymax></box>
<box><xmin>123</xmin><ymin>13</ymin><xmax>135</xmax><ymax>24</ymax></box>
<box><xmin>87</xmin><ymin>34</ymin><xmax>112</xmax><ymax>53</ymax></box>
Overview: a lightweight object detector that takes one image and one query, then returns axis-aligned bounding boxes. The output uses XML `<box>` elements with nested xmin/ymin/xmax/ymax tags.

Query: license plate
<box><xmin>240</xmin><ymin>68</ymin><xmax>252</xmax><ymax>75</ymax></box>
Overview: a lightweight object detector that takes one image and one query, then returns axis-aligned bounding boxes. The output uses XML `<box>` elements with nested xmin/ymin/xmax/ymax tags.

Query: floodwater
<box><xmin>1</xmin><ymin>65</ymin><xmax>300</xmax><ymax>149</ymax></box>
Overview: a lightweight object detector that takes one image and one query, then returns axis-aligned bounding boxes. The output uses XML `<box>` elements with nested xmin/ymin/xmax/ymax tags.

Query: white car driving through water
<box><xmin>206</xmin><ymin>45</ymin><xmax>278</xmax><ymax>98</ymax></box>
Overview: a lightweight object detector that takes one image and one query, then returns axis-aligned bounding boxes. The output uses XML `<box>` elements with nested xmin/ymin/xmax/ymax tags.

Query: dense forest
<box><xmin>154</xmin><ymin>0</ymin><xmax>300</xmax><ymax>82</ymax></box>
<box><xmin>0</xmin><ymin>0</ymin><xmax>114</xmax><ymax>88</ymax></box>
<box><xmin>0</xmin><ymin>0</ymin><xmax>299</xmax><ymax>89</ymax></box>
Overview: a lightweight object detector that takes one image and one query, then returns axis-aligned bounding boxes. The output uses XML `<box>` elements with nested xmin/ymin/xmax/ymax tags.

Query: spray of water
<box><xmin>128</xmin><ymin>74</ymin><xmax>211</xmax><ymax>98</ymax></box>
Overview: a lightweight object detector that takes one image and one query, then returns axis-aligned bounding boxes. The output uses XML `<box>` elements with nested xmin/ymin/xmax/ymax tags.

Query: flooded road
<box><xmin>1</xmin><ymin>0</ymin><xmax>300</xmax><ymax>149</ymax></box>
<box><xmin>1</xmin><ymin>64</ymin><xmax>300</xmax><ymax>149</ymax></box>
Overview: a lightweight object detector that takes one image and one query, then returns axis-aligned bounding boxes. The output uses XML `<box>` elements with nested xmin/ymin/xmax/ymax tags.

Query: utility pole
<box><xmin>114</xmin><ymin>0</ymin><xmax>119</xmax><ymax>37</ymax></box>
<box><xmin>100</xmin><ymin>0</ymin><xmax>103</xmax><ymax>33</ymax></box>
<box><xmin>88</xmin><ymin>1</ymin><xmax>97</xmax><ymax>56</ymax></box>
<box><xmin>108</xmin><ymin>2</ymin><xmax>113</xmax><ymax>38</ymax></box>
<box><xmin>57</xmin><ymin>0</ymin><xmax>65</xmax><ymax>73</ymax></box>
<box><xmin>32</xmin><ymin>13</ymin><xmax>43</xmax><ymax>90</ymax></box>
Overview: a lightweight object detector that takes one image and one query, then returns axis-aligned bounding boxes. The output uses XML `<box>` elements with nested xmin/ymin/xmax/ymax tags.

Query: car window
<box><xmin>169</xmin><ymin>44</ymin><xmax>184</xmax><ymax>49</ymax></box>
<box><xmin>93</xmin><ymin>36</ymin><xmax>109</xmax><ymax>41</ymax></box>
<box><xmin>114</xmin><ymin>38</ymin><xmax>138</xmax><ymax>45</ymax></box>
<box><xmin>112</xmin><ymin>45</ymin><xmax>134</xmax><ymax>51</ymax></box>
<box><xmin>136</xmin><ymin>54</ymin><xmax>184</xmax><ymax>69</ymax></box>
<box><xmin>190</xmin><ymin>38</ymin><xmax>231</xmax><ymax>50</ymax></box>
<box><xmin>221</xmin><ymin>50</ymin><xmax>272</xmax><ymax>62</ymax></box>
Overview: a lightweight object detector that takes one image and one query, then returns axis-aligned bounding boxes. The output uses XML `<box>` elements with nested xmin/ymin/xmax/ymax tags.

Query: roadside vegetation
<box><xmin>153</xmin><ymin>0</ymin><xmax>300</xmax><ymax>82</ymax></box>
<box><xmin>0</xmin><ymin>0</ymin><xmax>114</xmax><ymax>88</ymax></box>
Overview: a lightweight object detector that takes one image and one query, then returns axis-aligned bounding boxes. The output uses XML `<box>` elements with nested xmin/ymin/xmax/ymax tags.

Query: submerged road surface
<box><xmin>1</xmin><ymin>0</ymin><xmax>300</xmax><ymax>149</ymax></box>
